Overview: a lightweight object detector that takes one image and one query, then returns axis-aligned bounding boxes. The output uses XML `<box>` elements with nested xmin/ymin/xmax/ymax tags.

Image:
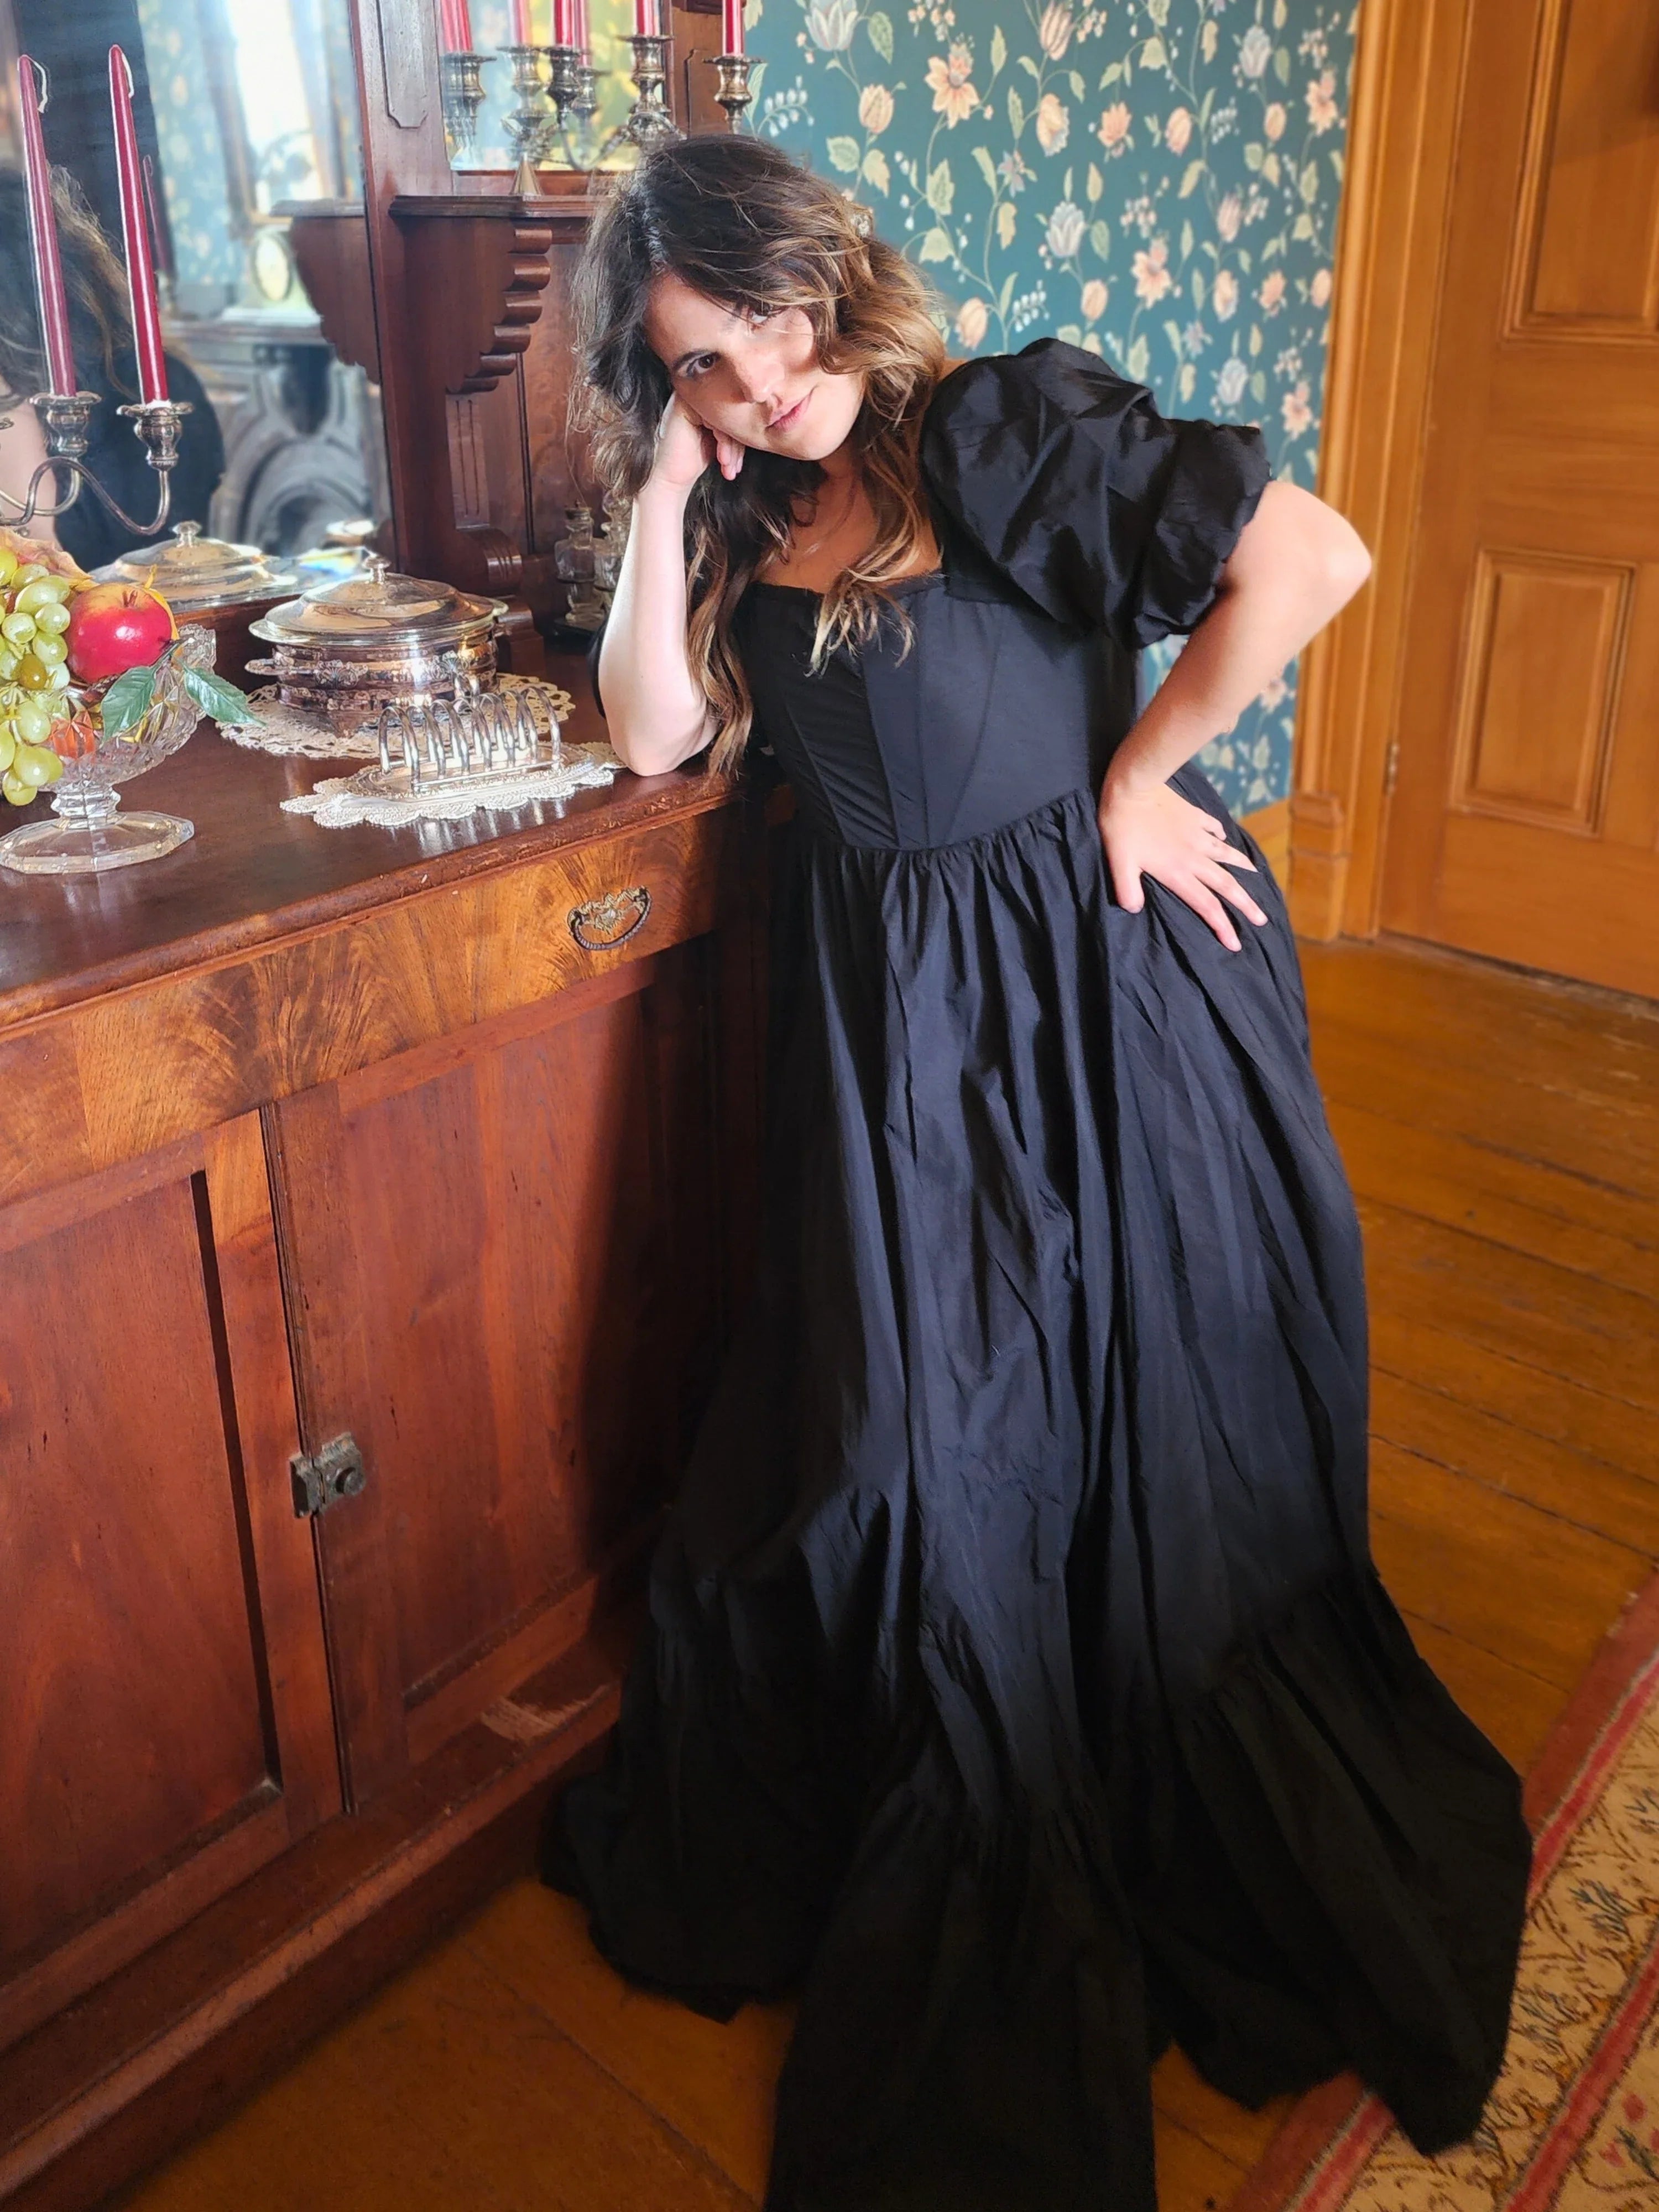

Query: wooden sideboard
<box><xmin>0</xmin><ymin>664</ymin><xmax>768</xmax><ymax>2209</ymax></box>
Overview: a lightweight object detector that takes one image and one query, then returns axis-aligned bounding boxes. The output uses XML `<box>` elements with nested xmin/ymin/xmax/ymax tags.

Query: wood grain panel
<box><xmin>1519</xmin><ymin>0</ymin><xmax>1659</xmax><ymax>332</ymax></box>
<box><xmin>1451</xmin><ymin>550</ymin><xmax>1629</xmax><ymax>830</ymax></box>
<box><xmin>0</xmin><ymin>1117</ymin><xmax>336</xmax><ymax>2048</ymax></box>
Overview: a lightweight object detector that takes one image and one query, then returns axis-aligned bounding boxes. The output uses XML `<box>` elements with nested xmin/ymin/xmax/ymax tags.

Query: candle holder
<box><xmin>594</xmin><ymin>33</ymin><xmax>683</xmax><ymax>156</ymax></box>
<box><xmin>0</xmin><ymin>392</ymin><xmax>193</xmax><ymax>535</ymax></box>
<box><xmin>545</xmin><ymin>42</ymin><xmax>602</xmax><ymax>169</ymax></box>
<box><xmin>709</xmin><ymin>52</ymin><xmax>754</xmax><ymax>131</ymax></box>
<box><xmin>440</xmin><ymin>49</ymin><xmax>492</xmax><ymax>165</ymax></box>
<box><xmin>500</xmin><ymin>43</ymin><xmax>555</xmax><ymax>194</ymax></box>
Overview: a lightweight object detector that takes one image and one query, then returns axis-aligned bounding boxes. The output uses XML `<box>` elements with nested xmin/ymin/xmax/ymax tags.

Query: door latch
<box><xmin>290</xmin><ymin>1433</ymin><xmax>367</xmax><ymax>1519</ymax></box>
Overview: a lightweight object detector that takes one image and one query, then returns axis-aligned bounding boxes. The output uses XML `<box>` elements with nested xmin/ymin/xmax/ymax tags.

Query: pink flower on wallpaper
<box><xmin>954</xmin><ymin>297</ymin><xmax>989</xmax><ymax>347</ymax></box>
<box><xmin>1165</xmin><ymin>106</ymin><xmax>1192</xmax><ymax>154</ymax></box>
<box><xmin>1307</xmin><ymin>69</ymin><xmax>1338</xmax><ymax>131</ymax></box>
<box><xmin>859</xmin><ymin>83</ymin><xmax>894</xmax><ymax>133</ymax></box>
<box><xmin>1097</xmin><ymin>101</ymin><xmax>1131</xmax><ymax>155</ymax></box>
<box><xmin>1079</xmin><ymin>278</ymin><xmax>1107</xmax><ymax>321</ymax></box>
<box><xmin>1264</xmin><ymin>102</ymin><xmax>1286</xmax><ymax>140</ymax></box>
<box><xmin>1216</xmin><ymin>190</ymin><xmax>1243</xmax><ymax>241</ymax></box>
<box><xmin>1259</xmin><ymin>269</ymin><xmax>1287</xmax><ymax>315</ymax></box>
<box><xmin>925</xmin><ymin>45</ymin><xmax>978</xmax><ymax>124</ymax></box>
<box><xmin>1038</xmin><ymin>4</ymin><xmax>1073</xmax><ymax>60</ymax></box>
<box><xmin>1037</xmin><ymin>93</ymin><xmax>1070</xmax><ymax>154</ymax></box>
<box><xmin>1311</xmin><ymin>267</ymin><xmax>1333</xmax><ymax>306</ymax></box>
<box><xmin>1212</xmin><ymin>267</ymin><xmax>1238</xmax><ymax>320</ymax></box>
<box><xmin>1133</xmin><ymin>239</ymin><xmax>1173</xmax><ymax>305</ymax></box>
<box><xmin>1282</xmin><ymin>379</ymin><xmax>1313</xmax><ymax>437</ymax></box>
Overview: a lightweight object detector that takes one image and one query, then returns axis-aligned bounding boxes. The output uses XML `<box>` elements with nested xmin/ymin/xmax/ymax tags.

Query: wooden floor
<box><xmin>111</xmin><ymin>935</ymin><xmax>1659</xmax><ymax>2212</ymax></box>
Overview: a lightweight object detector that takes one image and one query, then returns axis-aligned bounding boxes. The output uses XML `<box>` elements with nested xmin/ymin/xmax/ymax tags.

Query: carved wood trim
<box><xmin>388</xmin><ymin>198</ymin><xmax>556</xmax><ymax>395</ymax></box>
<box><xmin>1288</xmin><ymin>0</ymin><xmax>1475</xmax><ymax>938</ymax></box>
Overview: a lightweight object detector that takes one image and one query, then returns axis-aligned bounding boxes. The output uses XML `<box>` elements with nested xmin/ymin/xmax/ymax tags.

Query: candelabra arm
<box><xmin>0</xmin><ymin>392</ymin><xmax>191</xmax><ymax>535</ymax></box>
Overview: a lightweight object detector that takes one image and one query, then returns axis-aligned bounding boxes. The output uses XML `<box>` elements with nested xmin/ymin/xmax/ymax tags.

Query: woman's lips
<box><xmin>768</xmin><ymin>389</ymin><xmax>812</xmax><ymax>435</ymax></box>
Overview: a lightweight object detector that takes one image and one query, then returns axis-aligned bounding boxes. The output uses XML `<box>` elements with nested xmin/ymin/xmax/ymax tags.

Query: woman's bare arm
<box><xmin>1098</xmin><ymin>479</ymin><xmax>1371</xmax><ymax>949</ymax></box>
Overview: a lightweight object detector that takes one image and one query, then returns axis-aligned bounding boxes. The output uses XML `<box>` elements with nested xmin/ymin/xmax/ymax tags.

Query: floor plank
<box><xmin>112</xmin><ymin>937</ymin><xmax>1659</xmax><ymax>2212</ymax></box>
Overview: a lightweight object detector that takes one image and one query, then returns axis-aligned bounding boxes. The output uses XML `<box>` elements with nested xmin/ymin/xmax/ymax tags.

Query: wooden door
<box><xmin>266</xmin><ymin>941</ymin><xmax>737</xmax><ymax>1808</ymax></box>
<box><xmin>0</xmin><ymin>1114</ymin><xmax>339</xmax><ymax>2052</ymax></box>
<box><xmin>1381</xmin><ymin>0</ymin><xmax>1659</xmax><ymax>995</ymax></box>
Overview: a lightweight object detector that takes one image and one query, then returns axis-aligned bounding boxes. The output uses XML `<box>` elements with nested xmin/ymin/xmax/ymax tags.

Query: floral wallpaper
<box><xmin>741</xmin><ymin>0</ymin><xmax>1358</xmax><ymax>815</ymax></box>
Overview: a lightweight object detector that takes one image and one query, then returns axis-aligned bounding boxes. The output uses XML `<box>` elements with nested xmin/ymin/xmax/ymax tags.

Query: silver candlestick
<box><xmin>500</xmin><ymin>43</ymin><xmax>555</xmax><ymax>193</ymax></box>
<box><xmin>545</xmin><ymin>41</ymin><xmax>601</xmax><ymax>170</ymax></box>
<box><xmin>709</xmin><ymin>52</ymin><xmax>754</xmax><ymax>131</ymax></box>
<box><xmin>596</xmin><ymin>32</ymin><xmax>682</xmax><ymax>155</ymax></box>
<box><xmin>0</xmin><ymin>392</ymin><xmax>193</xmax><ymax>535</ymax></box>
<box><xmin>439</xmin><ymin>49</ymin><xmax>492</xmax><ymax>165</ymax></box>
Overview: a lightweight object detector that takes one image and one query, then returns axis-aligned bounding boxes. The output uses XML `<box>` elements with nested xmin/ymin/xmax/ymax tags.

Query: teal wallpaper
<box><xmin>742</xmin><ymin>0</ymin><xmax>1358</xmax><ymax>815</ymax></box>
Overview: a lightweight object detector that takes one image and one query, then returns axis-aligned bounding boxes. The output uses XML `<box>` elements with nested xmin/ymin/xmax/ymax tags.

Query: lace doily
<box><xmin>222</xmin><ymin>674</ymin><xmax>577</xmax><ymax>761</ymax></box>
<box><xmin>280</xmin><ymin>742</ymin><xmax>619</xmax><ymax>828</ymax></box>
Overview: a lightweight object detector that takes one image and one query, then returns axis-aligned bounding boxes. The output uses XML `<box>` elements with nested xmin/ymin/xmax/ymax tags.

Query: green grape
<box><xmin>0</xmin><ymin>723</ymin><xmax>15</xmax><ymax>775</ymax></box>
<box><xmin>11</xmin><ymin>562</ymin><xmax>47</xmax><ymax>587</ymax></box>
<box><xmin>0</xmin><ymin>547</ymin><xmax>17</xmax><ymax>588</ymax></box>
<box><xmin>45</xmin><ymin>662</ymin><xmax>69</xmax><ymax>691</ymax></box>
<box><xmin>14</xmin><ymin>654</ymin><xmax>49</xmax><ymax>692</ymax></box>
<box><xmin>31</xmin><ymin>635</ymin><xmax>65</xmax><ymax>667</ymax></box>
<box><xmin>12</xmin><ymin>577</ymin><xmax>69</xmax><ymax>613</ymax></box>
<box><xmin>1</xmin><ymin>611</ymin><xmax>36</xmax><ymax>645</ymax></box>
<box><xmin>31</xmin><ymin>600</ymin><xmax>70</xmax><ymax>637</ymax></box>
<box><xmin>0</xmin><ymin>649</ymin><xmax>17</xmax><ymax>682</ymax></box>
<box><xmin>2</xmin><ymin>770</ymin><xmax>33</xmax><ymax>807</ymax></box>
<box><xmin>13</xmin><ymin>702</ymin><xmax>50</xmax><ymax>745</ymax></box>
<box><xmin>11</xmin><ymin>743</ymin><xmax>58</xmax><ymax>789</ymax></box>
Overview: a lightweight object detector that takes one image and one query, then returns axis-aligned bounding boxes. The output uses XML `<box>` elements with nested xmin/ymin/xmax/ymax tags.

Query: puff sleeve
<box><xmin>920</xmin><ymin>336</ymin><xmax>1271</xmax><ymax>651</ymax></box>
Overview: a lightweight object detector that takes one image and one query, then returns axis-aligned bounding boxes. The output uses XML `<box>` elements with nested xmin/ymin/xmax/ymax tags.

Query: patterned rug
<box><xmin>1230</xmin><ymin>1577</ymin><xmax>1659</xmax><ymax>2212</ymax></box>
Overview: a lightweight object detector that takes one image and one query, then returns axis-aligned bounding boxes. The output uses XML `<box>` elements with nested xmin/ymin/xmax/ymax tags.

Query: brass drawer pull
<box><xmin>570</xmin><ymin>884</ymin><xmax>651</xmax><ymax>951</ymax></box>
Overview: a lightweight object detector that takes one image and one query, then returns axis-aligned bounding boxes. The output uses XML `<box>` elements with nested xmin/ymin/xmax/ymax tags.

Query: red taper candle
<box><xmin>633</xmin><ymin>0</ymin><xmax>657</xmax><ymax>38</ymax></box>
<box><xmin>572</xmin><ymin>0</ymin><xmax>588</xmax><ymax>51</ymax></box>
<box><xmin>437</xmin><ymin>0</ymin><xmax>473</xmax><ymax>51</ymax></box>
<box><xmin>509</xmin><ymin>0</ymin><xmax>534</xmax><ymax>41</ymax></box>
<box><xmin>722</xmin><ymin>0</ymin><xmax>744</xmax><ymax>54</ymax></box>
<box><xmin>552</xmin><ymin>0</ymin><xmax>574</xmax><ymax>45</ymax></box>
<box><xmin>108</xmin><ymin>47</ymin><xmax>168</xmax><ymax>404</ymax></box>
<box><xmin>16</xmin><ymin>58</ymin><xmax>76</xmax><ymax>395</ymax></box>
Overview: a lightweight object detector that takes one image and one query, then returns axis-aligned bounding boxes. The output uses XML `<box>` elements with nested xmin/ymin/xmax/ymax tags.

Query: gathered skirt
<box><xmin>546</xmin><ymin>773</ymin><xmax>1531</xmax><ymax>2211</ymax></box>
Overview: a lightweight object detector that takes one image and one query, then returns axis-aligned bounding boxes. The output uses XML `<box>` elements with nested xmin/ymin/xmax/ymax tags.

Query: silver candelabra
<box><xmin>0</xmin><ymin>390</ymin><xmax>194</xmax><ymax>536</ymax></box>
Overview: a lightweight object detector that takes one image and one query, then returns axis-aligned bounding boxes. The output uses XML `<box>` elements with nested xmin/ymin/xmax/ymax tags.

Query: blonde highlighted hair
<box><xmin>568</xmin><ymin>137</ymin><xmax>947</xmax><ymax>770</ymax></box>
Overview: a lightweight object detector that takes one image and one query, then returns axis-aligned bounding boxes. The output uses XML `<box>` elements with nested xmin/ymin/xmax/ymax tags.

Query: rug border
<box><xmin>1223</xmin><ymin>1568</ymin><xmax>1659</xmax><ymax>2212</ymax></box>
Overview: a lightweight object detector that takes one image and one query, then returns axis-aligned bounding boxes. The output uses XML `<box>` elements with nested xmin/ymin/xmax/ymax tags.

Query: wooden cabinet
<box><xmin>0</xmin><ymin>706</ymin><xmax>764</xmax><ymax>2209</ymax></box>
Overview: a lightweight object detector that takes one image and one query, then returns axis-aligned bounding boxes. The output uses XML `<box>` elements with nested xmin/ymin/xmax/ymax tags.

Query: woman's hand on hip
<box><xmin>1098</xmin><ymin>775</ymin><xmax>1267</xmax><ymax>953</ymax></box>
<box><xmin>647</xmin><ymin>394</ymin><xmax>747</xmax><ymax>495</ymax></box>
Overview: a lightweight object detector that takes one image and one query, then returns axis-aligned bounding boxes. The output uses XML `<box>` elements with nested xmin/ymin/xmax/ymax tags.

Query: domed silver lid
<box><xmin>106</xmin><ymin>520</ymin><xmax>299</xmax><ymax>610</ymax></box>
<box><xmin>249</xmin><ymin>556</ymin><xmax>505</xmax><ymax>649</ymax></box>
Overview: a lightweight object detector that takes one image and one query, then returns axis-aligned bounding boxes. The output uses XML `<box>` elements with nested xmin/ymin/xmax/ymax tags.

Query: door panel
<box><xmin>0</xmin><ymin>1114</ymin><xmax>337</xmax><ymax>2049</ymax></box>
<box><xmin>268</xmin><ymin>945</ymin><xmax>731</xmax><ymax>1806</ymax></box>
<box><xmin>1383</xmin><ymin>0</ymin><xmax>1659</xmax><ymax>992</ymax></box>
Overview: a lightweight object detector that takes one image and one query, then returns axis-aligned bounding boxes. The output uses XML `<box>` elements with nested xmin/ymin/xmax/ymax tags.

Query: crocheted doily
<box><xmin>280</xmin><ymin>741</ymin><xmax>619</xmax><ymax>829</ymax></box>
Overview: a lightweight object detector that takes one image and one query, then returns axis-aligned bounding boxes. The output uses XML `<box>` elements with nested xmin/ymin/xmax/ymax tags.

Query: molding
<box><xmin>1288</xmin><ymin>0</ymin><xmax>1475</xmax><ymax>938</ymax></box>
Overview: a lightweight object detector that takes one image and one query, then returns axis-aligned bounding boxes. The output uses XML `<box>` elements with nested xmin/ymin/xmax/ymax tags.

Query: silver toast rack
<box><xmin>371</xmin><ymin>686</ymin><xmax>562</xmax><ymax>796</ymax></box>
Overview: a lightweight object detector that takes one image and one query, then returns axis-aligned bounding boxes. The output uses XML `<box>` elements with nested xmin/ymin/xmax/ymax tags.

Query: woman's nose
<box><xmin>729</xmin><ymin>346</ymin><xmax>779</xmax><ymax>409</ymax></box>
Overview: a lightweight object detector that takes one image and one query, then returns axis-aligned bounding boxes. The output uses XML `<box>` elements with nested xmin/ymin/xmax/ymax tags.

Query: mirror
<box><xmin>0</xmin><ymin>0</ymin><xmax>389</xmax><ymax>575</ymax></box>
<box><xmin>443</xmin><ymin>0</ymin><xmax>641</xmax><ymax>176</ymax></box>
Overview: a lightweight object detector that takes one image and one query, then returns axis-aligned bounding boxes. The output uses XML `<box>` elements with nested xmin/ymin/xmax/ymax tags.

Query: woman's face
<box><xmin>643</xmin><ymin>270</ymin><xmax>865</xmax><ymax>463</ymax></box>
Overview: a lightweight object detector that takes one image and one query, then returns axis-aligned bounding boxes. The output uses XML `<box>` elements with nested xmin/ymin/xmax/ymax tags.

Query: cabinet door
<box><xmin>0</xmin><ymin>1113</ymin><xmax>339</xmax><ymax>2050</ymax></box>
<box><xmin>267</xmin><ymin>940</ymin><xmax>739</xmax><ymax>1806</ymax></box>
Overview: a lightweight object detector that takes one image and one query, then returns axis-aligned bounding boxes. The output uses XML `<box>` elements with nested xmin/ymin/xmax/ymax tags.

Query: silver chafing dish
<box><xmin>98</xmin><ymin>519</ymin><xmax>301</xmax><ymax>611</ymax></box>
<box><xmin>246</xmin><ymin>557</ymin><xmax>507</xmax><ymax>728</ymax></box>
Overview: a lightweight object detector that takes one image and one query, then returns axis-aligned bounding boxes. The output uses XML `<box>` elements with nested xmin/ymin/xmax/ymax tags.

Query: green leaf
<box><xmin>1099</xmin><ymin>62</ymin><xmax>1121</xmax><ymax>87</ymax></box>
<box><xmin>1179</xmin><ymin>218</ymin><xmax>1193</xmax><ymax>260</ymax></box>
<box><xmin>1244</xmin><ymin>141</ymin><xmax>1263</xmax><ymax>171</ymax></box>
<box><xmin>827</xmin><ymin>135</ymin><xmax>862</xmax><ymax>173</ymax></box>
<box><xmin>1068</xmin><ymin>69</ymin><xmax>1084</xmax><ymax>99</ymax></box>
<box><xmin>1178</xmin><ymin>158</ymin><xmax>1205</xmax><ymax>197</ymax></box>
<box><xmin>182</xmin><ymin>666</ymin><xmax>259</xmax><ymax>723</ymax></box>
<box><xmin>1141</xmin><ymin>36</ymin><xmax>1166</xmax><ymax>68</ymax></box>
<box><xmin>866</xmin><ymin>8</ymin><xmax>893</xmax><ymax>62</ymax></box>
<box><xmin>1198</xmin><ymin>86</ymin><xmax>1214</xmax><ymax>128</ymax></box>
<box><xmin>1018</xmin><ymin>54</ymin><xmax>1041</xmax><ymax>80</ymax></box>
<box><xmin>998</xmin><ymin>269</ymin><xmax>1016</xmax><ymax>315</ymax></box>
<box><xmin>1191</xmin><ymin>268</ymin><xmax>1204</xmax><ymax>306</ymax></box>
<box><xmin>1238</xmin><ymin>247</ymin><xmax>1252</xmax><ymax>274</ymax></box>
<box><xmin>1088</xmin><ymin>218</ymin><xmax>1111</xmax><ymax>259</ymax></box>
<box><xmin>1331</xmin><ymin>149</ymin><xmax>1344</xmax><ymax>182</ymax></box>
<box><xmin>1063</xmin><ymin>165</ymin><xmax>1073</xmax><ymax>201</ymax></box>
<box><xmin>1251</xmin><ymin>370</ymin><xmax>1268</xmax><ymax>404</ymax></box>
<box><xmin>1125</xmin><ymin>332</ymin><xmax>1150</xmax><ymax>383</ymax></box>
<box><xmin>1248</xmin><ymin>323</ymin><xmax>1262</xmax><ymax>356</ymax></box>
<box><xmin>989</xmin><ymin>23</ymin><xmax>1006</xmax><ymax>77</ymax></box>
<box><xmin>1300</xmin><ymin>161</ymin><xmax>1319</xmax><ymax>203</ymax></box>
<box><xmin>972</xmin><ymin>144</ymin><xmax>998</xmax><ymax>193</ymax></box>
<box><xmin>917</xmin><ymin>226</ymin><xmax>954</xmax><ymax>263</ymax></box>
<box><xmin>1056</xmin><ymin>323</ymin><xmax>1083</xmax><ymax>345</ymax></box>
<box><xmin>1162</xmin><ymin>319</ymin><xmax>1184</xmax><ymax>358</ymax></box>
<box><xmin>1086</xmin><ymin>161</ymin><xmax>1102</xmax><ymax>203</ymax></box>
<box><xmin>100</xmin><ymin>664</ymin><xmax>159</xmax><ymax>737</ymax></box>
<box><xmin>1274</xmin><ymin>45</ymin><xmax>1291</xmax><ymax>84</ymax></box>
<box><xmin>1291</xmin><ymin>209</ymin><xmax>1315</xmax><ymax>240</ymax></box>
<box><xmin>926</xmin><ymin>159</ymin><xmax>953</xmax><ymax>213</ymax></box>
<box><xmin>863</xmin><ymin>146</ymin><xmax>891</xmax><ymax>193</ymax></box>
<box><xmin>1008</xmin><ymin>85</ymin><xmax>1025</xmax><ymax>136</ymax></box>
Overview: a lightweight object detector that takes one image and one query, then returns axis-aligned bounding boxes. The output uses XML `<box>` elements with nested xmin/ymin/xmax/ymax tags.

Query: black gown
<box><xmin>546</xmin><ymin>338</ymin><xmax>1531</xmax><ymax>2211</ymax></box>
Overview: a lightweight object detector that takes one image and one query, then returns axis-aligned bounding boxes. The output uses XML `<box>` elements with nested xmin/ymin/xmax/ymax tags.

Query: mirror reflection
<box><xmin>0</xmin><ymin>0</ymin><xmax>388</xmax><ymax>575</ymax></box>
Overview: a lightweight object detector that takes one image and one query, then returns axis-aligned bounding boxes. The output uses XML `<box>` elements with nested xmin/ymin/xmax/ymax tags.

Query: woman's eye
<box><xmin>747</xmin><ymin>306</ymin><xmax>775</xmax><ymax>329</ymax></box>
<box><xmin>682</xmin><ymin>354</ymin><xmax>716</xmax><ymax>378</ymax></box>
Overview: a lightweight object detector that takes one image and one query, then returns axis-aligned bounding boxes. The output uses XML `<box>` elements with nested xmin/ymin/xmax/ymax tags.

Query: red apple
<box><xmin>65</xmin><ymin>584</ymin><xmax>175</xmax><ymax>685</ymax></box>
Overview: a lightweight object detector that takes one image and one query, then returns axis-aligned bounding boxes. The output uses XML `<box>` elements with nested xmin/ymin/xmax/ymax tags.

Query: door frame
<box><xmin>1288</xmin><ymin>0</ymin><xmax>1483</xmax><ymax>939</ymax></box>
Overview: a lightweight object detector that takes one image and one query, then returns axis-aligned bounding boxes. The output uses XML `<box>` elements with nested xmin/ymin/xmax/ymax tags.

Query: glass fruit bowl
<box><xmin>0</xmin><ymin>624</ymin><xmax>213</xmax><ymax>875</ymax></box>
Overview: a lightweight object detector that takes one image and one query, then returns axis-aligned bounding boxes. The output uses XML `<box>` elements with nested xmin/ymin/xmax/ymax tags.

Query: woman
<box><xmin>546</xmin><ymin>135</ymin><xmax>1530</xmax><ymax>2211</ymax></box>
<box><xmin>0</xmin><ymin>168</ymin><xmax>223</xmax><ymax>568</ymax></box>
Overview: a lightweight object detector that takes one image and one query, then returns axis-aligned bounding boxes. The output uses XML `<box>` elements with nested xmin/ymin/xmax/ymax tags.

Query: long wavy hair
<box><xmin>0</xmin><ymin>167</ymin><xmax>139</xmax><ymax>406</ymax></box>
<box><xmin>570</xmin><ymin>136</ymin><xmax>947</xmax><ymax>770</ymax></box>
